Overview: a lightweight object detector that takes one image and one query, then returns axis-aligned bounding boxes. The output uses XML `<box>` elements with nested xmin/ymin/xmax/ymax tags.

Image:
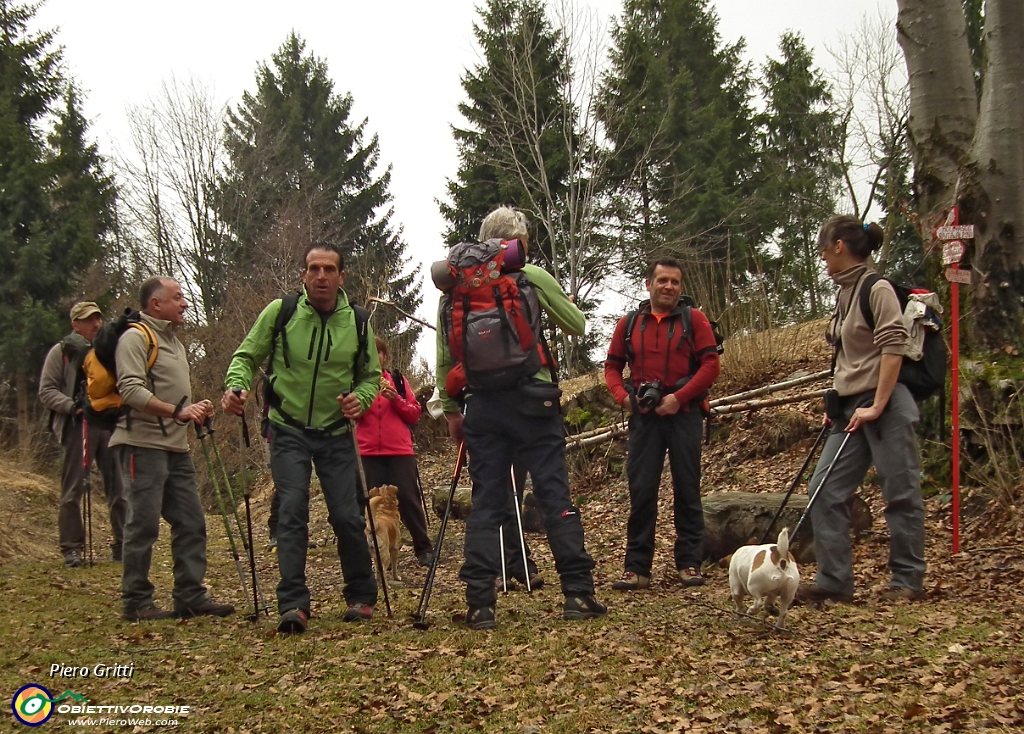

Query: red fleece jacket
<box><xmin>356</xmin><ymin>370</ymin><xmax>421</xmax><ymax>456</ymax></box>
<box><xmin>604</xmin><ymin>303</ymin><xmax>721</xmax><ymax>410</ymax></box>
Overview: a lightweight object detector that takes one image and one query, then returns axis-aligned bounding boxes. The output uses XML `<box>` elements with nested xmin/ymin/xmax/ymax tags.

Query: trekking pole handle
<box><xmin>233</xmin><ymin>388</ymin><xmax>251</xmax><ymax>448</ymax></box>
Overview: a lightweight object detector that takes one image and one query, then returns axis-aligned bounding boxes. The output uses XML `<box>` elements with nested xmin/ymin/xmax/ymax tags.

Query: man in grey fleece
<box><xmin>110</xmin><ymin>277</ymin><xmax>234</xmax><ymax>622</ymax></box>
<box><xmin>39</xmin><ymin>302</ymin><xmax>127</xmax><ymax>567</ymax></box>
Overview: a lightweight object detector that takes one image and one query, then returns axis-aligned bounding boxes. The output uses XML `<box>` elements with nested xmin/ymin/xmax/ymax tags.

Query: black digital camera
<box><xmin>635</xmin><ymin>380</ymin><xmax>664</xmax><ymax>410</ymax></box>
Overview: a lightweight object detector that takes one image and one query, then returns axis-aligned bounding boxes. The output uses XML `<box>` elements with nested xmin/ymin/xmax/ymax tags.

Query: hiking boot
<box><xmin>466</xmin><ymin>606</ymin><xmax>497</xmax><ymax>630</ymax></box>
<box><xmin>679</xmin><ymin>567</ymin><xmax>705</xmax><ymax>587</ymax></box>
<box><xmin>64</xmin><ymin>550</ymin><xmax>85</xmax><ymax>568</ymax></box>
<box><xmin>307</xmin><ymin>539</ymin><xmax>317</xmax><ymax>549</ymax></box>
<box><xmin>516</xmin><ymin>573</ymin><xmax>545</xmax><ymax>591</ymax></box>
<box><xmin>796</xmin><ymin>584</ymin><xmax>853</xmax><ymax>604</ymax></box>
<box><xmin>563</xmin><ymin>595</ymin><xmax>608</xmax><ymax>620</ymax></box>
<box><xmin>611</xmin><ymin>571</ymin><xmax>650</xmax><ymax>591</ymax></box>
<box><xmin>417</xmin><ymin>551</ymin><xmax>435</xmax><ymax>568</ymax></box>
<box><xmin>277</xmin><ymin>608</ymin><xmax>309</xmax><ymax>634</ymax></box>
<box><xmin>342</xmin><ymin>603</ymin><xmax>374</xmax><ymax>623</ymax></box>
<box><xmin>177</xmin><ymin>599</ymin><xmax>236</xmax><ymax>618</ymax></box>
<box><xmin>123</xmin><ymin>605</ymin><xmax>175</xmax><ymax>622</ymax></box>
<box><xmin>880</xmin><ymin>586</ymin><xmax>926</xmax><ymax>602</ymax></box>
<box><xmin>111</xmin><ymin>546</ymin><xmax>123</xmax><ymax>563</ymax></box>
<box><xmin>268</xmin><ymin>537</ymin><xmax>278</xmax><ymax>552</ymax></box>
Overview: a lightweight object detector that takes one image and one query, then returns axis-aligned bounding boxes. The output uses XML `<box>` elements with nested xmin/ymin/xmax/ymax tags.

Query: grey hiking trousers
<box><xmin>59</xmin><ymin>417</ymin><xmax>127</xmax><ymax>556</ymax></box>
<box><xmin>121</xmin><ymin>447</ymin><xmax>210</xmax><ymax>614</ymax></box>
<box><xmin>808</xmin><ymin>384</ymin><xmax>926</xmax><ymax>596</ymax></box>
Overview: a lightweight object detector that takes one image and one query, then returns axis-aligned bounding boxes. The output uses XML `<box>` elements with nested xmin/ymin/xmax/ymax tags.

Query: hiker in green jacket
<box><xmin>222</xmin><ymin>242</ymin><xmax>382</xmax><ymax>634</ymax></box>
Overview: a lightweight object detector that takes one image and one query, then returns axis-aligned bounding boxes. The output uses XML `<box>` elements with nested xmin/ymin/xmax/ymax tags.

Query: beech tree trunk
<box><xmin>960</xmin><ymin>0</ymin><xmax>1024</xmax><ymax>349</ymax></box>
<box><xmin>896</xmin><ymin>0</ymin><xmax>978</xmax><ymax>221</ymax></box>
<box><xmin>898</xmin><ymin>0</ymin><xmax>1024</xmax><ymax>351</ymax></box>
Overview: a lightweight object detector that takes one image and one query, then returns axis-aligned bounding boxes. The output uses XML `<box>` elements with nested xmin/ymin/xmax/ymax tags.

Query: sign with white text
<box><xmin>945</xmin><ymin>267</ymin><xmax>972</xmax><ymax>284</ymax></box>
<box><xmin>942</xmin><ymin>240</ymin><xmax>965</xmax><ymax>265</ymax></box>
<box><xmin>937</xmin><ymin>225</ymin><xmax>975</xmax><ymax>240</ymax></box>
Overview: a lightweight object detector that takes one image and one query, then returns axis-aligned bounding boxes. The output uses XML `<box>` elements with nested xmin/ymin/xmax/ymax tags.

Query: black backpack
<box><xmin>856</xmin><ymin>274</ymin><xmax>946</xmax><ymax>401</ymax></box>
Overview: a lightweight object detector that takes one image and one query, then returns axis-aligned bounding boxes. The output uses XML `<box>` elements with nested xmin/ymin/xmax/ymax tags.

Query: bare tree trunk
<box><xmin>961</xmin><ymin>0</ymin><xmax>1024</xmax><ymax>349</ymax></box>
<box><xmin>896</xmin><ymin>0</ymin><xmax>978</xmax><ymax>222</ymax></box>
<box><xmin>15</xmin><ymin>368</ymin><xmax>30</xmax><ymax>456</ymax></box>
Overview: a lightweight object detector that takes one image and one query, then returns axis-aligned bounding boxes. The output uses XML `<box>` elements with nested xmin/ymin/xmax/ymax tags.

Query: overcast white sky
<box><xmin>34</xmin><ymin>0</ymin><xmax>894</xmax><ymax>364</ymax></box>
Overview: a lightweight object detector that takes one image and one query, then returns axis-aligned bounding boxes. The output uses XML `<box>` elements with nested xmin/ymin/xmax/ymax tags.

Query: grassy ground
<box><xmin>3</xmin><ymin>322</ymin><xmax>1022</xmax><ymax>733</ymax></box>
<box><xmin>2</xmin><ymin>464</ymin><xmax>1022</xmax><ymax>733</ymax></box>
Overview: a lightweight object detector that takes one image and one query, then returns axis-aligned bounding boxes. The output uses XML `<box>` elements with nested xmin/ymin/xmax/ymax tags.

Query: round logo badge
<box><xmin>11</xmin><ymin>683</ymin><xmax>54</xmax><ymax>726</ymax></box>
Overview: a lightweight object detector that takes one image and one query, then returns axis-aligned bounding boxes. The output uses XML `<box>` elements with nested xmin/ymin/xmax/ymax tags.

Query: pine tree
<box><xmin>0</xmin><ymin>1</ymin><xmax>115</xmax><ymax>449</ymax></box>
<box><xmin>755</xmin><ymin>32</ymin><xmax>842</xmax><ymax>322</ymax></box>
<box><xmin>218</xmin><ymin>33</ymin><xmax>419</xmax><ymax>352</ymax></box>
<box><xmin>439</xmin><ymin>0</ymin><xmax>611</xmax><ymax>371</ymax></box>
<box><xmin>598</xmin><ymin>0</ymin><xmax>757</xmax><ymax>318</ymax></box>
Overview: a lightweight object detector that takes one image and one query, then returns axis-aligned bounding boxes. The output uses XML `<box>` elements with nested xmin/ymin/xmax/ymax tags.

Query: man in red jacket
<box><xmin>604</xmin><ymin>258</ymin><xmax>721</xmax><ymax>590</ymax></box>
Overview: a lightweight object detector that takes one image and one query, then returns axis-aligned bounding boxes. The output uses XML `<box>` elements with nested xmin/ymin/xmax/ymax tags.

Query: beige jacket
<box><xmin>828</xmin><ymin>264</ymin><xmax>908</xmax><ymax>397</ymax></box>
<box><xmin>38</xmin><ymin>333</ymin><xmax>90</xmax><ymax>441</ymax></box>
<box><xmin>109</xmin><ymin>312</ymin><xmax>193</xmax><ymax>452</ymax></box>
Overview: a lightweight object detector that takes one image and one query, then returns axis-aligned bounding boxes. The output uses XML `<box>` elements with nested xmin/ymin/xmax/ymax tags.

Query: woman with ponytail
<box><xmin>798</xmin><ymin>215</ymin><xmax>927</xmax><ymax>604</ymax></box>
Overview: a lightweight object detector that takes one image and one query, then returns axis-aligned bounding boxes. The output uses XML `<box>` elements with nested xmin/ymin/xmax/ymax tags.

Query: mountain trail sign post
<box><xmin>935</xmin><ymin>208</ymin><xmax>972</xmax><ymax>554</ymax></box>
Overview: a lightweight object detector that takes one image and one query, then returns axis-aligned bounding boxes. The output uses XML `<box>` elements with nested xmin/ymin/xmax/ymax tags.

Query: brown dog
<box><xmin>366</xmin><ymin>485</ymin><xmax>402</xmax><ymax>582</ymax></box>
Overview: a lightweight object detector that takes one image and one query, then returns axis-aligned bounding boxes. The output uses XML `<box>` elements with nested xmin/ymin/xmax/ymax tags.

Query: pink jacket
<box><xmin>356</xmin><ymin>370</ymin><xmax>421</xmax><ymax>456</ymax></box>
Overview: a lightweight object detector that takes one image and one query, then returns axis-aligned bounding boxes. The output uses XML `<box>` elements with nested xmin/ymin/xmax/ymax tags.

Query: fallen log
<box><xmin>709</xmin><ymin>370</ymin><xmax>830</xmax><ymax>407</ymax></box>
<box><xmin>710</xmin><ymin>389</ymin><xmax>828</xmax><ymax>416</ymax></box>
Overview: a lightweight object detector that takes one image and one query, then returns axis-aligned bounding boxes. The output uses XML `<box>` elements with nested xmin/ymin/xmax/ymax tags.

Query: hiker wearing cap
<box><xmin>436</xmin><ymin>206</ymin><xmax>606</xmax><ymax>630</ymax></box>
<box><xmin>39</xmin><ymin>302</ymin><xmax>127</xmax><ymax>567</ymax></box>
<box><xmin>797</xmin><ymin>216</ymin><xmax>925</xmax><ymax>605</ymax></box>
<box><xmin>222</xmin><ymin>242</ymin><xmax>382</xmax><ymax>634</ymax></box>
<box><xmin>604</xmin><ymin>258</ymin><xmax>722</xmax><ymax>592</ymax></box>
<box><xmin>110</xmin><ymin>277</ymin><xmax>233</xmax><ymax>622</ymax></box>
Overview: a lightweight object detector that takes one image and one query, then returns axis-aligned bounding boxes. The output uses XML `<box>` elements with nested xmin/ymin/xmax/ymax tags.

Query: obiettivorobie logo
<box><xmin>11</xmin><ymin>684</ymin><xmax>88</xmax><ymax>727</ymax></box>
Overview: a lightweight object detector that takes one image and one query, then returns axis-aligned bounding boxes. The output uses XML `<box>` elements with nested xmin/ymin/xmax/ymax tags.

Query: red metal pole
<box><xmin>950</xmin><ymin>277</ymin><xmax>960</xmax><ymax>554</ymax></box>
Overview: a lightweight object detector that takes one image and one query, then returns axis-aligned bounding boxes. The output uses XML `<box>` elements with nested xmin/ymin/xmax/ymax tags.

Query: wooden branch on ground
<box><xmin>709</xmin><ymin>370</ymin><xmax>830</xmax><ymax>407</ymax></box>
<box><xmin>565</xmin><ymin>388</ymin><xmax>828</xmax><ymax>452</ymax></box>
<box><xmin>710</xmin><ymin>389</ymin><xmax>828</xmax><ymax>416</ymax></box>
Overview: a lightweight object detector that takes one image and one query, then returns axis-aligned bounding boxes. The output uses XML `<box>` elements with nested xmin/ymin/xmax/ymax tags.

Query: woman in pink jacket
<box><xmin>357</xmin><ymin>337</ymin><xmax>434</xmax><ymax>566</ymax></box>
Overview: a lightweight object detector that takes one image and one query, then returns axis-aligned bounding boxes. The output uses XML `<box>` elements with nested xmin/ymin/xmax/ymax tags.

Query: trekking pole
<box><xmin>204</xmin><ymin>418</ymin><xmax>250</xmax><ymax>551</ymax></box>
<box><xmin>345</xmin><ymin>395</ymin><xmax>392</xmax><ymax>617</ymax></box>
<box><xmin>195</xmin><ymin>420</ymin><xmax>254</xmax><ymax>614</ymax></box>
<box><xmin>413</xmin><ymin>441</ymin><xmax>467</xmax><ymax>630</ymax></box>
<box><xmin>760</xmin><ymin>424</ymin><xmax>829</xmax><ymax>544</ymax></box>
<box><xmin>791</xmin><ymin>431</ymin><xmax>853</xmax><ymax>544</ymax></box>
<box><xmin>413</xmin><ymin>463</ymin><xmax>430</xmax><ymax>528</ymax></box>
<box><xmin>81</xmin><ymin>417</ymin><xmax>94</xmax><ymax>567</ymax></box>
<box><xmin>233</xmin><ymin>389</ymin><xmax>271</xmax><ymax>621</ymax></box>
<box><xmin>509</xmin><ymin>467</ymin><xmax>531</xmax><ymax>593</ymax></box>
<box><xmin>498</xmin><ymin>526</ymin><xmax>508</xmax><ymax>593</ymax></box>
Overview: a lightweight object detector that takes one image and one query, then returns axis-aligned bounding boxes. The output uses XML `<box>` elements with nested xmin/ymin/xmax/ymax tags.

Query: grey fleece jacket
<box><xmin>827</xmin><ymin>263</ymin><xmax>908</xmax><ymax>397</ymax></box>
<box><xmin>109</xmin><ymin>312</ymin><xmax>193</xmax><ymax>453</ymax></box>
<box><xmin>38</xmin><ymin>333</ymin><xmax>91</xmax><ymax>440</ymax></box>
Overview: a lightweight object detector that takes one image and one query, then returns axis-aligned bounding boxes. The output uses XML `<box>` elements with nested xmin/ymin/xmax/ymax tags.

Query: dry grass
<box><xmin>717</xmin><ymin>319</ymin><xmax>831</xmax><ymax>396</ymax></box>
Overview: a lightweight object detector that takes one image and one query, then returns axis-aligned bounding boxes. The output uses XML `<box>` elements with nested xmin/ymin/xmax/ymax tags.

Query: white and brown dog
<box><xmin>728</xmin><ymin>527</ymin><xmax>800</xmax><ymax>629</ymax></box>
<box><xmin>366</xmin><ymin>485</ymin><xmax>403</xmax><ymax>583</ymax></box>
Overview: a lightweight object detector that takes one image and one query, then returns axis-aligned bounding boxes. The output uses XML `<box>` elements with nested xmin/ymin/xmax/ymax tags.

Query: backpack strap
<box><xmin>622</xmin><ymin>310</ymin><xmax>641</xmax><ymax>365</ymax></box>
<box><xmin>390</xmin><ymin>369</ymin><xmax>408</xmax><ymax>400</ymax></box>
<box><xmin>858</xmin><ymin>273</ymin><xmax>884</xmax><ymax>331</ymax></box>
<box><xmin>351</xmin><ymin>303</ymin><xmax>370</xmax><ymax>384</ymax></box>
<box><xmin>128</xmin><ymin>322</ymin><xmax>160</xmax><ymax>371</ymax></box>
<box><xmin>269</xmin><ymin>293</ymin><xmax>300</xmax><ymax>373</ymax></box>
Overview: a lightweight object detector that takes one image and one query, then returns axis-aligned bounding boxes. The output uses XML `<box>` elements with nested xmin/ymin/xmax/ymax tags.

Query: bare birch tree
<box><xmin>116</xmin><ymin>76</ymin><xmax>230</xmax><ymax>323</ymax></box>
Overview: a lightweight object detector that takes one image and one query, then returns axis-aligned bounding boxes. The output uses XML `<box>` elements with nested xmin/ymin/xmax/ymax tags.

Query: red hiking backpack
<box><xmin>438</xmin><ymin>239</ymin><xmax>547</xmax><ymax>392</ymax></box>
